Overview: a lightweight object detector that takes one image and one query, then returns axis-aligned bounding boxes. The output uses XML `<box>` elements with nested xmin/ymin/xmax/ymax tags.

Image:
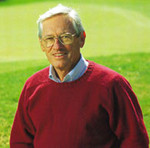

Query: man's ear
<box><xmin>80</xmin><ymin>31</ymin><xmax>86</xmax><ymax>48</ymax></box>
<box><xmin>39</xmin><ymin>38</ymin><xmax>45</xmax><ymax>52</ymax></box>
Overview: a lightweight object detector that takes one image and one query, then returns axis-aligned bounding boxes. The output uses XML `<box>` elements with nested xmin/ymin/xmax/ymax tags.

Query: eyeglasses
<box><xmin>41</xmin><ymin>33</ymin><xmax>77</xmax><ymax>48</ymax></box>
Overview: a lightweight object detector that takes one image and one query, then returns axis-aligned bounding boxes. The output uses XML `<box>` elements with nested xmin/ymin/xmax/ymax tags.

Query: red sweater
<box><xmin>10</xmin><ymin>61</ymin><xmax>149</xmax><ymax>148</ymax></box>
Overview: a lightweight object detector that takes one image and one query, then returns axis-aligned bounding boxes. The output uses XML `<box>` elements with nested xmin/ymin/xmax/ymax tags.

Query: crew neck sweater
<box><xmin>10</xmin><ymin>61</ymin><xmax>149</xmax><ymax>148</ymax></box>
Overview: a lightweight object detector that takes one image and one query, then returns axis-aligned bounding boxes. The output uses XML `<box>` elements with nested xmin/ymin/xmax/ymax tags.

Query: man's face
<box><xmin>40</xmin><ymin>14</ymin><xmax>85</xmax><ymax>73</ymax></box>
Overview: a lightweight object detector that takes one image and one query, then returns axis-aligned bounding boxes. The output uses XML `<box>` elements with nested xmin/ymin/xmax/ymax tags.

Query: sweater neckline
<box><xmin>46</xmin><ymin>61</ymin><xmax>94</xmax><ymax>87</ymax></box>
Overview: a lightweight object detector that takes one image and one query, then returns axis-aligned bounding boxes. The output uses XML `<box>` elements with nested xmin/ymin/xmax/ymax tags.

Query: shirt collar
<box><xmin>49</xmin><ymin>54</ymin><xmax>88</xmax><ymax>83</ymax></box>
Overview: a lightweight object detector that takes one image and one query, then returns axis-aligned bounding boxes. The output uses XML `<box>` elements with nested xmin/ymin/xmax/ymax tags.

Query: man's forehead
<box><xmin>42</xmin><ymin>14</ymin><xmax>73</xmax><ymax>26</ymax></box>
<box><xmin>42</xmin><ymin>14</ymin><xmax>75</xmax><ymax>35</ymax></box>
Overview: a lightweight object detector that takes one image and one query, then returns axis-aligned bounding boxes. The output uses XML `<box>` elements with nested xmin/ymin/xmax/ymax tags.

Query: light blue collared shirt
<box><xmin>49</xmin><ymin>55</ymin><xmax>89</xmax><ymax>83</ymax></box>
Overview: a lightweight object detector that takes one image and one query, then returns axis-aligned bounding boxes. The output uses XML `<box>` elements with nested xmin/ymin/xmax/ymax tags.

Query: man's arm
<box><xmin>10</xmin><ymin>84</ymin><xmax>35</xmax><ymax>148</ymax></box>
<box><xmin>109</xmin><ymin>75</ymin><xmax>149</xmax><ymax>148</ymax></box>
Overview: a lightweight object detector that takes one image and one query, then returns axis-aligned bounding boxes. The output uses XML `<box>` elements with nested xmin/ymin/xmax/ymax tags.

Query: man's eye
<box><xmin>46</xmin><ymin>37</ymin><xmax>54</xmax><ymax>41</ymax></box>
<box><xmin>64</xmin><ymin>35</ymin><xmax>69</xmax><ymax>38</ymax></box>
<box><xmin>61</xmin><ymin>35</ymin><xmax>71</xmax><ymax>40</ymax></box>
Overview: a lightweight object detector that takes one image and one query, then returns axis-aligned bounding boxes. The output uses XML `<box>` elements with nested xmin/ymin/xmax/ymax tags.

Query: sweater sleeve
<box><xmin>108</xmin><ymin>75</ymin><xmax>149</xmax><ymax>148</ymax></box>
<box><xmin>10</xmin><ymin>83</ymin><xmax>35</xmax><ymax>148</ymax></box>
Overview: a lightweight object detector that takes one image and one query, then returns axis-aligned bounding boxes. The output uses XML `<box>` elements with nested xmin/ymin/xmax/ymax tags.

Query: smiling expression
<box><xmin>40</xmin><ymin>14</ymin><xmax>85</xmax><ymax>75</ymax></box>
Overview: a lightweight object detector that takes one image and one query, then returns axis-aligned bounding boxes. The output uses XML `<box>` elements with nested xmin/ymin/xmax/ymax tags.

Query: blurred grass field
<box><xmin>0</xmin><ymin>0</ymin><xmax>150</xmax><ymax>147</ymax></box>
<box><xmin>1</xmin><ymin>0</ymin><xmax>150</xmax><ymax>60</ymax></box>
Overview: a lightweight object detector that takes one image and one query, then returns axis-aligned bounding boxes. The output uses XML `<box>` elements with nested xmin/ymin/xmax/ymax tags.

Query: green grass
<box><xmin>0</xmin><ymin>0</ymin><xmax>150</xmax><ymax>147</ymax></box>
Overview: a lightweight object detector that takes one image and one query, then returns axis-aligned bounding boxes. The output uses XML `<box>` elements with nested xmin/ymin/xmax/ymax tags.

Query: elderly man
<box><xmin>10</xmin><ymin>4</ymin><xmax>149</xmax><ymax>148</ymax></box>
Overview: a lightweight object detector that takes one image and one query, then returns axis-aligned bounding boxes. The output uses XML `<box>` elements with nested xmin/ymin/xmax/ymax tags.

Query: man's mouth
<box><xmin>53</xmin><ymin>53</ymin><xmax>67</xmax><ymax>58</ymax></box>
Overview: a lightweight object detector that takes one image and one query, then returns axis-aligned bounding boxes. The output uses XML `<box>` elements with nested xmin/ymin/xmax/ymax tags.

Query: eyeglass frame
<box><xmin>40</xmin><ymin>32</ymin><xmax>79</xmax><ymax>48</ymax></box>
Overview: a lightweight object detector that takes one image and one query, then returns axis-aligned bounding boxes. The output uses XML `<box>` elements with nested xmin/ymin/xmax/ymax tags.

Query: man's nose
<box><xmin>53</xmin><ymin>38</ymin><xmax>63</xmax><ymax>50</ymax></box>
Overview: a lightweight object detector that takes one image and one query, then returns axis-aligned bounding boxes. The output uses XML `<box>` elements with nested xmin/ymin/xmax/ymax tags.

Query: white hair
<box><xmin>37</xmin><ymin>4</ymin><xmax>85</xmax><ymax>39</ymax></box>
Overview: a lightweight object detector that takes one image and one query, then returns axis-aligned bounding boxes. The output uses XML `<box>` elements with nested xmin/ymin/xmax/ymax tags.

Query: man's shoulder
<box><xmin>88</xmin><ymin>60</ymin><xmax>127</xmax><ymax>84</ymax></box>
<box><xmin>25</xmin><ymin>66</ymin><xmax>50</xmax><ymax>89</ymax></box>
<box><xmin>89</xmin><ymin>60</ymin><xmax>119</xmax><ymax>77</ymax></box>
